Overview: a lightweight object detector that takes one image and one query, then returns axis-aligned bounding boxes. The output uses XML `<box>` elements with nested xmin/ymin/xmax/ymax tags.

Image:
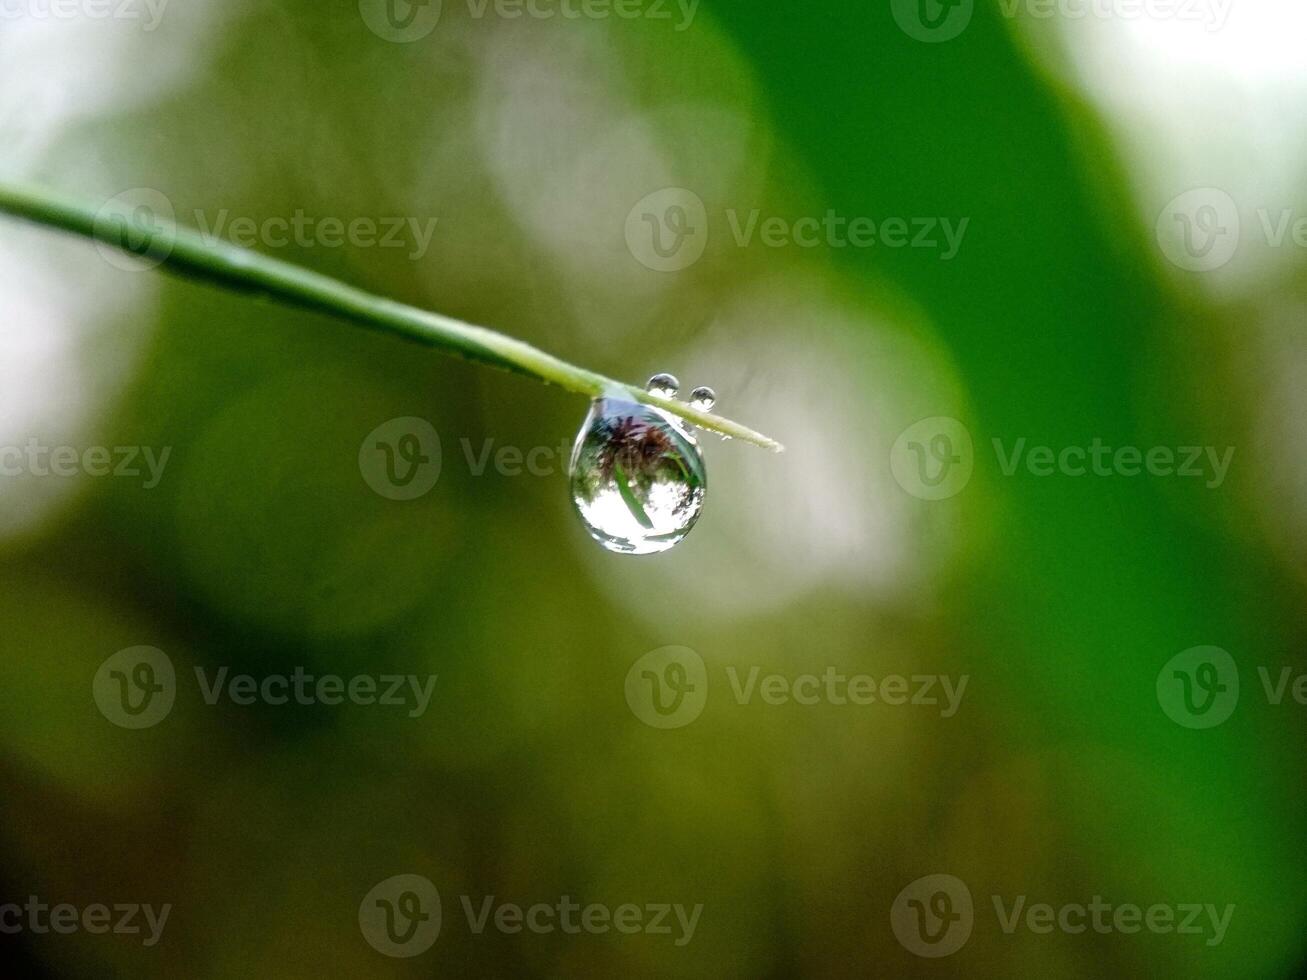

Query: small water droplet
<box><xmin>645</xmin><ymin>372</ymin><xmax>680</xmax><ymax>398</ymax></box>
<box><xmin>689</xmin><ymin>386</ymin><xmax>717</xmax><ymax>412</ymax></box>
<box><xmin>569</xmin><ymin>395</ymin><xmax>707</xmax><ymax>555</ymax></box>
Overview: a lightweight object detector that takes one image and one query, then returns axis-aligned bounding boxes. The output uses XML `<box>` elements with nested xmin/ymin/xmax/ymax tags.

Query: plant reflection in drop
<box><xmin>569</xmin><ymin>382</ymin><xmax>708</xmax><ymax>555</ymax></box>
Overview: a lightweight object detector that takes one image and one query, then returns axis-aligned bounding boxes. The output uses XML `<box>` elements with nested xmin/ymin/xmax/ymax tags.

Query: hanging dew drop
<box><xmin>569</xmin><ymin>393</ymin><xmax>707</xmax><ymax>555</ymax></box>
<box><xmin>689</xmin><ymin>386</ymin><xmax>717</xmax><ymax>412</ymax></box>
<box><xmin>645</xmin><ymin>372</ymin><xmax>680</xmax><ymax>398</ymax></box>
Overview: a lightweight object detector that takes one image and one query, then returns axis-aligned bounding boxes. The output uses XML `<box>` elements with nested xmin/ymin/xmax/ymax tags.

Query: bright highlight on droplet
<box><xmin>689</xmin><ymin>386</ymin><xmax>717</xmax><ymax>411</ymax></box>
<box><xmin>645</xmin><ymin>372</ymin><xmax>680</xmax><ymax>399</ymax></box>
<box><xmin>569</xmin><ymin>395</ymin><xmax>707</xmax><ymax>555</ymax></box>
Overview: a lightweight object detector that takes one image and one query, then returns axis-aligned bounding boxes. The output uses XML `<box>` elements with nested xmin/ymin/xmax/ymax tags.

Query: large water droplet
<box><xmin>645</xmin><ymin>373</ymin><xmax>680</xmax><ymax>398</ymax></box>
<box><xmin>569</xmin><ymin>394</ymin><xmax>707</xmax><ymax>555</ymax></box>
<box><xmin>689</xmin><ymin>386</ymin><xmax>717</xmax><ymax>411</ymax></box>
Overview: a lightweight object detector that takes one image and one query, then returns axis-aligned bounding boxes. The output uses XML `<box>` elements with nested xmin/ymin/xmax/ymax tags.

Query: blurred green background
<box><xmin>2</xmin><ymin>0</ymin><xmax>1306</xmax><ymax>975</ymax></box>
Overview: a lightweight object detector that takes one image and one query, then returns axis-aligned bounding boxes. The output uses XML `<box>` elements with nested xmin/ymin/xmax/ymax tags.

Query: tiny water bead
<box><xmin>645</xmin><ymin>372</ymin><xmax>680</xmax><ymax>398</ymax></box>
<box><xmin>689</xmin><ymin>386</ymin><xmax>717</xmax><ymax>412</ymax></box>
<box><xmin>569</xmin><ymin>394</ymin><xmax>707</xmax><ymax>555</ymax></box>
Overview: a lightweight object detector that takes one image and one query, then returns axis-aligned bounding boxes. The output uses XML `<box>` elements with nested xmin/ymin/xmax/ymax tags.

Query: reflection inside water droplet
<box><xmin>645</xmin><ymin>372</ymin><xmax>680</xmax><ymax>398</ymax></box>
<box><xmin>689</xmin><ymin>386</ymin><xmax>716</xmax><ymax>411</ymax></box>
<box><xmin>569</xmin><ymin>394</ymin><xmax>707</xmax><ymax>555</ymax></box>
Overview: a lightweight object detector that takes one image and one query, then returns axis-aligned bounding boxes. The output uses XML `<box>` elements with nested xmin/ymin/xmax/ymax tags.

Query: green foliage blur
<box><xmin>1</xmin><ymin>0</ymin><xmax>1305</xmax><ymax>976</ymax></box>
